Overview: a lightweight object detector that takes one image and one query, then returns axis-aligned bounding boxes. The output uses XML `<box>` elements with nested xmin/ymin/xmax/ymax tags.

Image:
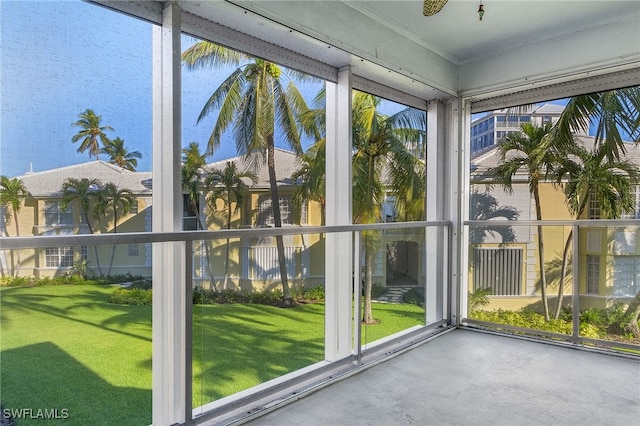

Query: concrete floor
<box><xmin>246</xmin><ymin>329</ymin><xmax>640</xmax><ymax>426</ymax></box>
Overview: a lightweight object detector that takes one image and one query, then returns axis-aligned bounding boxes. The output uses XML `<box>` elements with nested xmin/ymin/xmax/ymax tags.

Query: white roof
<box><xmin>471</xmin><ymin>137</ymin><xmax>640</xmax><ymax>181</ymax></box>
<box><xmin>16</xmin><ymin>161</ymin><xmax>152</xmax><ymax>197</ymax></box>
<box><xmin>204</xmin><ymin>148</ymin><xmax>301</xmax><ymax>189</ymax></box>
<box><xmin>531</xmin><ymin>104</ymin><xmax>566</xmax><ymax>115</ymax></box>
<box><xmin>13</xmin><ymin>149</ymin><xmax>302</xmax><ymax>197</ymax></box>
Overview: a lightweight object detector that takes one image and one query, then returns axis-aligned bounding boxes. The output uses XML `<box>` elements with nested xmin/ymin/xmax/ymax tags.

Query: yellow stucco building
<box><xmin>470</xmin><ymin>137</ymin><xmax>640</xmax><ymax>311</ymax></box>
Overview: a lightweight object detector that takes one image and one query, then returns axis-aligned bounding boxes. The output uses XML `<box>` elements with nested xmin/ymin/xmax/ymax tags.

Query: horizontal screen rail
<box><xmin>465</xmin><ymin>219</ymin><xmax>640</xmax><ymax>227</ymax></box>
<box><xmin>0</xmin><ymin>221</ymin><xmax>451</xmax><ymax>249</ymax></box>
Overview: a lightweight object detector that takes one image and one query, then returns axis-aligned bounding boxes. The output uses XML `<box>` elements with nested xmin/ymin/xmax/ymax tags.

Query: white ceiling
<box><xmin>177</xmin><ymin>0</ymin><xmax>640</xmax><ymax>101</ymax></box>
<box><xmin>161</xmin><ymin>1</ymin><xmax>640</xmax><ymax>101</ymax></box>
<box><xmin>327</xmin><ymin>0</ymin><xmax>640</xmax><ymax>65</ymax></box>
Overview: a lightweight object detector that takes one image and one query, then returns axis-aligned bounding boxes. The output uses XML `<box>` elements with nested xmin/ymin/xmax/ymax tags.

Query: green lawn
<box><xmin>1</xmin><ymin>285</ymin><xmax>152</xmax><ymax>426</ymax></box>
<box><xmin>1</xmin><ymin>285</ymin><xmax>424</xmax><ymax>425</ymax></box>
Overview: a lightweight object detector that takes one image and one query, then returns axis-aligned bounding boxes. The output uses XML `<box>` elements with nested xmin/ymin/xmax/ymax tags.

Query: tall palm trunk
<box><xmin>194</xmin><ymin>201</ymin><xmax>217</xmax><ymax>290</ymax></box>
<box><xmin>533</xmin><ymin>184</ymin><xmax>550</xmax><ymax>320</ymax></box>
<box><xmin>553</xmin><ymin>194</ymin><xmax>589</xmax><ymax>319</ymax></box>
<box><xmin>362</xmin><ymin>235</ymin><xmax>375</xmax><ymax>324</ymax></box>
<box><xmin>554</xmin><ymin>231</ymin><xmax>573</xmax><ymax>319</ymax></box>
<box><xmin>83</xmin><ymin>210</ymin><xmax>104</xmax><ymax>277</ymax></box>
<box><xmin>617</xmin><ymin>290</ymin><xmax>640</xmax><ymax>338</ymax></box>
<box><xmin>362</xmin><ymin>155</ymin><xmax>377</xmax><ymax>324</ymax></box>
<box><xmin>223</xmin><ymin>205</ymin><xmax>232</xmax><ymax>290</ymax></box>
<box><xmin>267</xmin><ymin>137</ymin><xmax>294</xmax><ymax>306</ymax></box>
<box><xmin>12</xmin><ymin>206</ymin><xmax>20</xmax><ymax>277</ymax></box>
<box><xmin>107</xmin><ymin>209</ymin><xmax>118</xmax><ymax>276</ymax></box>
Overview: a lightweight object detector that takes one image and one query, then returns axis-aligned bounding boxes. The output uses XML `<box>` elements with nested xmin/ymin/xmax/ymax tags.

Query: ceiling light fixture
<box><xmin>422</xmin><ymin>0</ymin><xmax>448</xmax><ymax>16</ymax></box>
<box><xmin>478</xmin><ymin>1</ymin><xmax>485</xmax><ymax>21</ymax></box>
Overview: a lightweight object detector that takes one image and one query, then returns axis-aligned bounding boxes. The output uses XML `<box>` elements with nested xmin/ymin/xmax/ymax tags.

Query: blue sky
<box><xmin>0</xmin><ymin>0</ymin><xmax>324</xmax><ymax>177</ymax></box>
<box><xmin>1</xmin><ymin>0</ymin><xmax>153</xmax><ymax>176</ymax></box>
<box><xmin>2</xmin><ymin>1</ymin><xmax>616</xmax><ymax>179</ymax></box>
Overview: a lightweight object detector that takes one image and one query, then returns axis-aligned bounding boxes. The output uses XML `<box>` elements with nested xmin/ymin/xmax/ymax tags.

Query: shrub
<box><xmin>402</xmin><ymin>288</ymin><xmax>425</xmax><ymax>308</ymax></box>
<box><xmin>0</xmin><ymin>275</ymin><xmax>96</xmax><ymax>287</ymax></box>
<box><xmin>562</xmin><ymin>304</ymin><xmax>637</xmax><ymax>338</ymax></box>
<box><xmin>580</xmin><ymin>307</ymin><xmax>607</xmax><ymax>328</ymax></box>
<box><xmin>471</xmin><ymin>309</ymin><xmax>573</xmax><ymax>335</ymax></box>
<box><xmin>192</xmin><ymin>286</ymin><xmax>204</xmax><ymax>304</ymax></box>
<box><xmin>67</xmin><ymin>260</ymin><xmax>88</xmax><ymax>279</ymax></box>
<box><xmin>249</xmin><ymin>289</ymin><xmax>283</xmax><ymax>306</ymax></box>
<box><xmin>54</xmin><ymin>275</ymin><xmax>87</xmax><ymax>286</ymax></box>
<box><xmin>109</xmin><ymin>288</ymin><xmax>152</xmax><ymax>305</ymax></box>
<box><xmin>471</xmin><ymin>309</ymin><xmax>605</xmax><ymax>339</ymax></box>
<box><xmin>128</xmin><ymin>279</ymin><xmax>152</xmax><ymax>290</ymax></box>
<box><xmin>369</xmin><ymin>282</ymin><xmax>386</xmax><ymax>299</ymax></box>
<box><xmin>302</xmin><ymin>285</ymin><xmax>325</xmax><ymax>301</ymax></box>
<box><xmin>192</xmin><ymin>287</ymin><xmax>315</xmax><ymax>306</ymax></box>
<box><xmin>603</xmin><ymin>303</ymin><xmax>629</xmax><ymax>326</ymax></box>
<box><xmin>0</xmin><ymin>275</ymin><xmax>35</xmax><ymax>287</ymax></box>
<box><xmin>0</xmin><ymin>274</ymin><xmax>127</xmax><ymax>288</ymax></box>
<box><xmin>468</xmin><ymin>287</ymin><xmax>492</xmax><ymax>312</ymax></box>
<box><xmin>94</xmin><ymin>273</ymin><xmax>147</xmax><ymax>286</ymax></box>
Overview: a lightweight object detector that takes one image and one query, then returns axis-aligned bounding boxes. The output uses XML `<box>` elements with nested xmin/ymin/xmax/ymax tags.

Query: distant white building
<box><xmin>470</xmin><ymin>103</ymin><xmax>567</xmax><ymax>154</ymax></box>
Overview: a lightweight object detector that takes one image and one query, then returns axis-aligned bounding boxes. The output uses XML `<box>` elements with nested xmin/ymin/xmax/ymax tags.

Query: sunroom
<box><xmin>1</xmin><ymin>1</ymin><xmax>639</xmax><ymax>425</ymax></box>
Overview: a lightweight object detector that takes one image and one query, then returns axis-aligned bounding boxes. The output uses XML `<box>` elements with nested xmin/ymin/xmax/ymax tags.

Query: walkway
<box><xmin>246</xmin><ymin>329</ymin><xmax>640</xmax><ymax>426</ymax></box>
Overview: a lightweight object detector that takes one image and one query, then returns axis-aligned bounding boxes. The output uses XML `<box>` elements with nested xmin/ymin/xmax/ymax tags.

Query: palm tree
<box><xmin>552</xmin><ymin>142</ymin><xmax>640</xmax><ymax>318</ymax></box>
<box><xmin>101</xmin><ymin>137</ymin><xmax>142</xmax><ymax>171</ymax></box>
<box><xmin>292</xmin><ymin>88</ymin><xmax>328</xmax><ymax>225</ymax></box>
<box><xmin>292</xmin><ymin>139</ymin><xmax>326</xmax><ymax>225</ymax></box>
<box><xmin>61</xmin><ymin>177</ymin><xmax>104</xmax><ymax>276</ymax></box>
<box><xmin>95</xmin><ymin>182</ymin><xmax>134</xmax><ymax>276</ymax></box>
<box><xmin>290</xmin><ymin>90</ymin><xmax>426</xmax><ymax>322</ymax></box>
<box><xmin>182</xmin><ymin>142</ymin><xmax>207</xmax><ymax>231</ymax></box>
<box><xmin>71</xmin><ymin>109</ymin><xmax>114</xmax><ymax>159</ymax></box>
<box><xmin>351</xmin><ymin>92</ymin><xmax>426</xmax><ymax>324</ymax></box>
<box><xmin>487</xmin><ymin>121</ymin><xmax>558</xmax><ymax>320</ymax></box>
<box><xmin>182</xmin><ymin>42</ymin><xmax>312</xmax><ymax>307</ymax></box>
<box><xmin>181</xmin><ymin>142</ymin><xmax>218</xmax><ymax>286</ymax></box>
<box><xmin>0</xmin><ymin>176</ymin><xmax>31</xmax><ymax>276</ymax></box>
<box><xmin>206</xmin><ymin>161</ymin><xmax>258</xmax><ymax>229</ymax></box>
<box><xmin>552</xmin><ymin>87</ymin><xmax>640</xmax><ymax>161</ymax></box>
<box><xmin>206</xmin><ymin>161</ymin><xmax>258</xmax><ymax>289</ymax></box>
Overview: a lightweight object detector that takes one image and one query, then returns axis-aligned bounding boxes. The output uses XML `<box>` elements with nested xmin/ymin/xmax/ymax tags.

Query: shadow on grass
<box><xmin>1</xmin><ymin>342</ymin><xmax>151</xmax><ymax>426</ymax></box>
<box><xmin>0</xmin><ymin>286</ymin><xmax>151</xmax><ymax>343</ymax></box>
<box><xmin>192</xmin><ymin>303</ymin><xmax>325</xmax><ymax>407</ymax></box>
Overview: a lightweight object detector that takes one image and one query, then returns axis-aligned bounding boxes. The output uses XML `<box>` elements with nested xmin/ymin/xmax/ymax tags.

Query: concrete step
<box><xmin>375</xmin><ymin>286</ymin><xmax>417</xmax><ymax>303</ymax></box>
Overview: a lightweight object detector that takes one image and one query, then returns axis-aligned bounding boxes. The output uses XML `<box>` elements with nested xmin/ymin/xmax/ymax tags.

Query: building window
<box><xmin>129</xmin><ymin>200</ymin><xmax>138</xmax><ymax>215</ymax></box>
<box><xmin>45</xmin><ymin>201</ymin><xmax>73</xmax><ymax>226</ymax></box>
<box><xmin>45</xmin><ymin>247</ymin><xmax>73</xmax><ymax>268</ymax></box>
<box><xmin>257</xmin><ymin>195</ymin><xmax>297</xmax><ymax>226</ymax></box>
<box><xmin>613</xmin><ymin>256</ymin><xmax>640</xmax><ymax>297</ymax></box>
<box><xmin>622</xmin><ymin>185</ymin><xmax>640</xmax><ymax>219</ymax></box>
<box><xmin>0</xmin><ymin>206</ymin><xmax>6</xmax><ymax>235</ymax></box>
<box><xmin>383</xmin><ymin>193</ymin><xmax>396</xmax><ymax>223</ymax></box>
<box><xmin>473</xmin><ymin>248</ymin><xmax>522</xmax><ymax>295</ymax></box>
<box><xmin>183</xmin><ymin>194</ymin><xmax>200</xmax><ymax>230</ymax></box>
<box><xmin>588</xmin><ymin>191</ymin><xmax>601</xmax><ymax>219</ymax></box>
<box><xmin>128</xmin><ymin>244</ymin><xmax>139</xmax><ymax>257</ymax></box>
<box><xmin>586</xmin><ymin>255</ymin><xmax>600</xmax><ymax>294</ymax></box>
<box><xmin>300</xmin><ymin>202</ymin><xmax>308</xmax><ymax>225</ymax></box>
<box><xmin>81</xmin><ymin>246</ymin><xmax>88</xmax><ymax>261</ymax></box>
